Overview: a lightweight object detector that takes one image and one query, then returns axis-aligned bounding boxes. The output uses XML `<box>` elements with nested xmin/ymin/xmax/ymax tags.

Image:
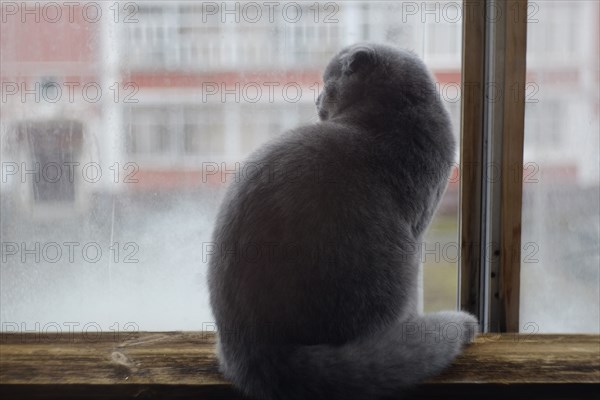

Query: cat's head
<box><xmin>316</xmin><ymin>43</ymin><xmax>436</xmax><ymax>121</ymax></box>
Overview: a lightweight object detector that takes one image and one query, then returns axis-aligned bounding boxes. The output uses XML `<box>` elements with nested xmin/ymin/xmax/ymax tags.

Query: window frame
<box><xmin>459</xmin><ymin>0</ymin><xmax>528</xmax><ymax>333</ymax></box>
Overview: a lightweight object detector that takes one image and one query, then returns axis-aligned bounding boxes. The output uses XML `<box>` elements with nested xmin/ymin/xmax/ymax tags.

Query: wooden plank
<box><xmin>1</xmin><ymin>332</ymin><xmax>598</xmax><ymax>399</ymax></box>
<box><xmin>459</xmin><ymin>0</ymin><xmax>487</xmax><ymax>319</ymax></box>
<box><xmin>434</xmin><ymin>334</ymin><xmax>600</xmax><ymax>384</ymax></box>
<box><xmin>0</xmin><ymin>332</ymin><xmax>221</xmax><ymax>385</ymax></box>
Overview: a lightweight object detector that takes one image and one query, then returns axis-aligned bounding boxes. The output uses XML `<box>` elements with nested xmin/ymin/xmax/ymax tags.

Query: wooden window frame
<box><xmin>459</xmin><ymin>0</ymin><xmax>527</xmax><ymax>333</ymax></box>
<box><xmin>2</xmin><ymin>1</ymin><xmax>599</xmax><ymax>398</ymax></box>
<box><xmin>1</xmin><ymin>332</ymin><xmax>598</xmax><ymax>399</ymax></box>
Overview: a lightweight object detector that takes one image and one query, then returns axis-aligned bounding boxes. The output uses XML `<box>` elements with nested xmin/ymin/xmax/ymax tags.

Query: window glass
<box><xmin>521</xmin><ymin>0</ymin><xmax>599</xmax><ymax>333</ymax></box>
<box><xmin>1</xmin><ymin>1</ymin><xmax>463</xmax><ymax>331</ymax></box>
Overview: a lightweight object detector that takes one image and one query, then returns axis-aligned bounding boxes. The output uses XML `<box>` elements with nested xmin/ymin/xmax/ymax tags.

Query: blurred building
<box><xmin>1</xmin><ymin>1</ymin><xmax>598</xmax><ymax>215</ymax></box>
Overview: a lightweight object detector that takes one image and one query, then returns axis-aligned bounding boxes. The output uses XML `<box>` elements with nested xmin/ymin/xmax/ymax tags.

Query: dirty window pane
<box><xmin>1</xmin><ymin>1</ymin><xmax>462</xmax><ymax>331</ymax></box>
<box><xmin>520</xmin><ymin>0</ymin><xmax>600</xmax><ymax>333</ymax></box>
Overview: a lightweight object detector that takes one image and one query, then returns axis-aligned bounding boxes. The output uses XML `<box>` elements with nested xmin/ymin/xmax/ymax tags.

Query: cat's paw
<box><xmin>456</xmin><ymin>311</ymin><xmax>479</xmax><ymax>345</ymax></box>
<box><xmin>215</xmin><ymin>336</ymin><xmax>230</xmax><ymax>375</ymax></box>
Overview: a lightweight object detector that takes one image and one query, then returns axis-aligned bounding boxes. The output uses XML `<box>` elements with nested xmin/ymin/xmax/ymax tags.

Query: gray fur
<box><xmin>207</xmin><ymin>43</ymin><xmax>478</xmax><ymax>400</ymax></box>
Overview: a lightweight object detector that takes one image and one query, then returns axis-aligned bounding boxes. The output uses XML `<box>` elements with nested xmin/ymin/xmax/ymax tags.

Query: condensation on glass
<box><xmin>520</xmin><ymin>0</ymin><xmax>599</xmax><ymax>333</ymax></box>
<box><xmin>1</xmin><ymin>1</ymin><xmax>464</xmax><ymax>331</ymax></box>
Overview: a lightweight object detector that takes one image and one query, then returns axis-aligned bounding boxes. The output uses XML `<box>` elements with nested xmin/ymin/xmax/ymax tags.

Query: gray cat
<box><xmin>207</xmin><ymin>42</ymin><xmax>478</xmax><ymax>400</ymax></box>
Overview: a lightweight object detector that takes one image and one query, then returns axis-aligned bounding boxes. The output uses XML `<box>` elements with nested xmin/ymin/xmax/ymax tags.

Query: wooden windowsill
<box><xmin>1</xmin><ymin>332</ymin><xmax>598</xmax><ymax>399</ymax></box>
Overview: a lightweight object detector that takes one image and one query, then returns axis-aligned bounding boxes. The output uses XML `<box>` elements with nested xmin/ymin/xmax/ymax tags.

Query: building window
<box><xmin>126</xmin><ymin>107</ymin><xmax>171</xmax><ymax>157</ymax></box>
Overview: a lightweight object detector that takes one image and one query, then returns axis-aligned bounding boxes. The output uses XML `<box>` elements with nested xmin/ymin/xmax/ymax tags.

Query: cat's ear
<box><xmin>342</xmin><ymin>46</ymin><xmax>377</xmax><ymax>76</ymax></box>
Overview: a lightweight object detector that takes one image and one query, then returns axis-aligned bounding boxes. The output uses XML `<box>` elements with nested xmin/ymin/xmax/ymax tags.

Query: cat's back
<box><xmin>218</xmin><ymin>121</ymin><xmax>389</xmax><ymax>230</ymax></box>
<box><xmin>208</xmin><ymin>121</ymin><xmax>418</xmax><ymax>345</ymax></box>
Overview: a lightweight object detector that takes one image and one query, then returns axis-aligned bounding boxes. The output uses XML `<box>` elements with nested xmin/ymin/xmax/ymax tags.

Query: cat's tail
<box><xmin>233</xmin><ymin>311</ymin><xmax>478</xmax><ymax>400</ymax></box>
